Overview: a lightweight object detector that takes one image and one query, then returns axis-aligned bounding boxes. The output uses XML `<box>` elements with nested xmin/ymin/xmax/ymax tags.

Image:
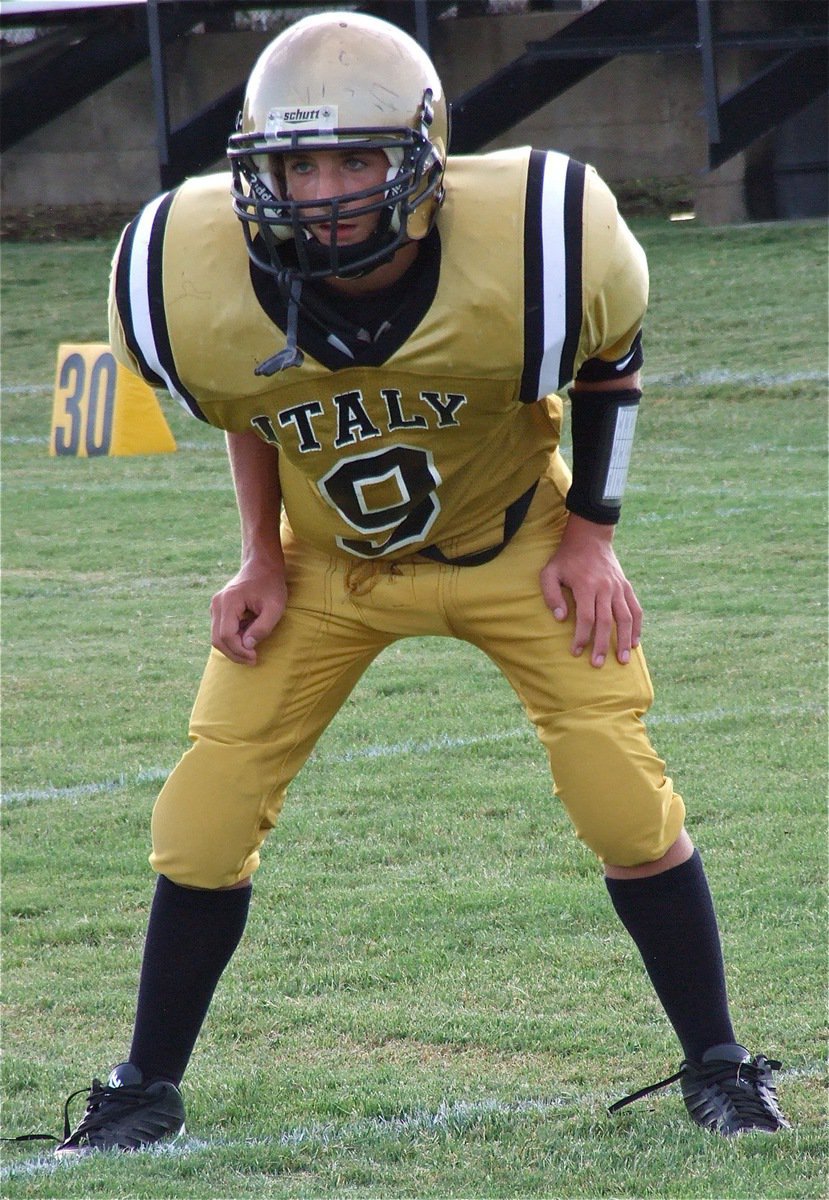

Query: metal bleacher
<box><xmin>1</xmin><ymin>0</ymin><xmax>827</xmax><ymax>196</ymax></box>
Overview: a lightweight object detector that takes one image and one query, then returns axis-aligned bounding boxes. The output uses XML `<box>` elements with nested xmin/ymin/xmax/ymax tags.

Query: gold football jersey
<box><xmin>109</xmin><ymin>148</ymin><xmax>647</xmax><ymax>561</ymax></box>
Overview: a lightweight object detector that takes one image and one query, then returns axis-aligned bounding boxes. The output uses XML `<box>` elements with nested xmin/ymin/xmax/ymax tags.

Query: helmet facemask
<box><xmin>228</xmin><ymin>101</ymin><xmax>444</xmax><ymax>284</ymax></box>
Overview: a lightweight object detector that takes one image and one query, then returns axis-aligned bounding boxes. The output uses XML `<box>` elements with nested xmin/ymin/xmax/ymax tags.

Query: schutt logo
<box><xmin>280</xmin><ymin>107</ymin><xmax>334</xmax><ymax>124</ymax></box>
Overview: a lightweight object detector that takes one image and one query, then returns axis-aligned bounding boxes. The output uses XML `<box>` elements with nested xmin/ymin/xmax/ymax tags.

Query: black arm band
<box><xmin>565</xmin><ymin>387</ymin><xmax>642</xmax><ymax>524</ymax></box>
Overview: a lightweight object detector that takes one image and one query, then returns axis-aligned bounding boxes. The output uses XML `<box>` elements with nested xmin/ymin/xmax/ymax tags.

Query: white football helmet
<box><xmin>228</xmin><ymin>10</ymin><xmax>449</xmax><ymax>282</ymax></box>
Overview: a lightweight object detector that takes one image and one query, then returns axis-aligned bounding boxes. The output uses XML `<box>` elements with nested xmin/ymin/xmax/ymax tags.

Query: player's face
<box><xmin>280</xmin><ymin>148</ymin><xmax>390</xmax><ymax>245</ymax></box>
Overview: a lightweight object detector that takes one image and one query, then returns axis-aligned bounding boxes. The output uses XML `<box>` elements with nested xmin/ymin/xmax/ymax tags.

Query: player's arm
<box><xmin>211</xmin><ymin>429</ymin><xmax>287</xmax><ymax>666</ymax></box>
<box><xmin>540</xmin><ymin>369</ymin><xmax>643</xmax><ymax>668</ymax></box>
<box><xmin>536</xmin><ymin>162</ymin><xmax>647</xmax><ymax>666</ymax></box>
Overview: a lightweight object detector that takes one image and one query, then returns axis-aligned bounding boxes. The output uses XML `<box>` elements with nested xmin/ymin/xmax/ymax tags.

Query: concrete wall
<box><xmin>1</xmin><ymin>31</ymin><xmax>270</xmax><ymax>209</ymax></box>
<box><xmin>0</xmin><ymin>6</ymin><xmax>807</xmax><ymax>223</ymax></box>
<box><xmin>433</xmin><ymin>11</ymin><xmax>709</xmax><ymax>179</ymax></box>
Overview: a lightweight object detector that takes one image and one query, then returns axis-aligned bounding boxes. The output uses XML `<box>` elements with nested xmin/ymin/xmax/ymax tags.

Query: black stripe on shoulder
<box><xmin>146</xmin><ymin>192</ymin><xmax>208</xmax><ymax>422</ymax></box>
<box><xmin>114</xmin><ymin>214</ymin><xmax>165</xmax><ymax>388</ymax></box>
<box><xmin>519</xmin><ymin>149</ymin><xmax>546</xmax><ymax>403</ymax></box>
<box><xmin>558</xmin><ymin>158</ymin><xmax>585</xmax><ymax>389</ymax></box>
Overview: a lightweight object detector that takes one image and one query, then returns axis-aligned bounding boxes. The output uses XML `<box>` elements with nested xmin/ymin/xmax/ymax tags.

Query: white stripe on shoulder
<box><xmin>538</xmin><ymin>151</ymin><xmax>570</xmax><ymax>398</ymax></box>
<box><xmin>127</xmin><ymin>193</ymin><xmax>192</xmax><ymax>413</ymax></box>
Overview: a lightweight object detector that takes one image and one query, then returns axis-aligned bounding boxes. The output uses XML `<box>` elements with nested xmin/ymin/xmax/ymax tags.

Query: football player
<box><xmin>55</xmin><ymin>10</ymin><xmax>788</xmax><ymax>1153</ymax></box>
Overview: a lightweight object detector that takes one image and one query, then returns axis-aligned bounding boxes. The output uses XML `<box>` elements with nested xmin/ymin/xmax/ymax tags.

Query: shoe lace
<box><xmin>60</xmin><ymin>1079</ymin><xmax>153</xmax><ymax>1141</ymax></box>
<box><xmin>0</xmin><ymin>1079</ymin><xmax>153</xmax><ymax>1147</ymax></box>
<box><xmin>608</xmin><ymin>1056</ymin><xmax>782</xmax><ymax>1117</ymax></box>
<box><xmin>694</xmin><ymin>1056</ymin><xmax>783</xmax><ymax>1122</ymax></box>
<box><xmin>608</xmin><ymin>1068</ymin><xmax>685</xmax><ymax>1115</ymax></box>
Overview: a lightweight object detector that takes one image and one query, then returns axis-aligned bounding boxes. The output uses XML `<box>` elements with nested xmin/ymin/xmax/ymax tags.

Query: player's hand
<box><xmin>540</xmin><ymin>514</ymin><xmax>642</xmax><ymax>667</ymax></box>
<box><xmin>210</xmin><ymin>559</ymin><xmax>288</xmax><ymax>666</ymax></box>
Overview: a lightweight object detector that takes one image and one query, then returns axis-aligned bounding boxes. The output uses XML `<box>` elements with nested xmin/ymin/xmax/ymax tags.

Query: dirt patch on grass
<box><xmin>1</xmin><ymin>177</ymin><xmax>695</xmax><ymax>243</ymax></box>
<box><xmin>1</xmin><ymin>205</ymin><xmax>137</xmax><ymax>242</ymax></box>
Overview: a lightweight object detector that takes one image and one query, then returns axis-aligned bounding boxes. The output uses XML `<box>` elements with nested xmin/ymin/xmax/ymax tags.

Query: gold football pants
<box><xmin>151</xmin><ymin>467</ymin><xmax>685</xmax><ymax>887</ymax></box>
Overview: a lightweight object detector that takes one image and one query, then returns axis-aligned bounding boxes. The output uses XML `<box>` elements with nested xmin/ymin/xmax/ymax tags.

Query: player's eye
<box><xmin>284</xmin><ymin>157</ymin><xmax>315</xmax><ymax>175</ymax></box>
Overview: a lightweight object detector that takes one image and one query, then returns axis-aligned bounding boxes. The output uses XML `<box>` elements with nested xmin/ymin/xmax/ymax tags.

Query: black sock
<box><xmin>605</xmin><ymin>850</ymin><xmax>736</xmax><ymax>1062</ymax></box>
<box><xmin>128</xmin><ymin>875</ymin><xmax>251</xmax><ymax>1086</ymax></box>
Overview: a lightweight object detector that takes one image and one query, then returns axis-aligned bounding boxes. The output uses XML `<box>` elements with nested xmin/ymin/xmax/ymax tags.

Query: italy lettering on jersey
<box><xmin>109</xmin><ymin>148</ymin><xmax>648</xmax><ymax>561</ymax></box>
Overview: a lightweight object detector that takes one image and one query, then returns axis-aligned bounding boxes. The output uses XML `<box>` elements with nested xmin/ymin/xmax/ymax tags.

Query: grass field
<box><xmin>1</xmin><ymin>216</ymin><xmax>827</xmax><ymax>1199</ymax></box>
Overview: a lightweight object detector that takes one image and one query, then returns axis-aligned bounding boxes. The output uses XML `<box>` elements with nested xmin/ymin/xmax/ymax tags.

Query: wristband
<box><xmin>565</xmin><ymin>387</ymin><xmax>641</xmax><ymax>524</ymax></box>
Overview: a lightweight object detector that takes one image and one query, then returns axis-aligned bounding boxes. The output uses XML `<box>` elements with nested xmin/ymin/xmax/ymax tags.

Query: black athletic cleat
<box><xmin>680</xmin><ymin>1044</ymin><xmax>790</xmax><ymax>1135</ymax></box>
<box><xmin>55</xmin><ymin>1063</ymin><xmax>185</xmax><ymax>1155</ymax></box>
<box><xmin>609</xmin><ymin>1043</ymin><xmax>790</xmax><ymax>1136</ymax></box>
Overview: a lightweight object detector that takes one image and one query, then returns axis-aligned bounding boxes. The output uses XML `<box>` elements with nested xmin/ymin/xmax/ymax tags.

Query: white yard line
<box><xmin>2</xmin><ymin>701</ymin><xmax>823</xmax><ymax>807</ymax></box>
<box><xmin>645</xmin><ymin>368</ymin><xmax>826</xmax><ymax>387</ymax></box>
<box><xmin>1</xmin><ymin>1063</ymin><xmax>823</xmax><ymax>1180</ymax></box>
<box><xmin>6</xmin><ymin>368</ymin><xmax>828</xmax><ymax>400</ymax></box>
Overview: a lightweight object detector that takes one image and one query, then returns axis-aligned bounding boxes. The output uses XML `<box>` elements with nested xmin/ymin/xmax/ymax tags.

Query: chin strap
<box><xmin>255</xmin><ymin>276</ymin><xmax>305</xmax><ymax>375</ymax></box>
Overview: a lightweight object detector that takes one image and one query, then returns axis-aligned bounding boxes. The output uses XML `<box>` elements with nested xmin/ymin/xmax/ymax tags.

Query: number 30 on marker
<box><xmin>50</xmin><ymin>343</ymin><xmax>176</xmax><ymax>458</ymax></box>
<box><xmin>51</xmin><ymin>345</ymin><xmax>116</xmax><ymax>456</ymax></box>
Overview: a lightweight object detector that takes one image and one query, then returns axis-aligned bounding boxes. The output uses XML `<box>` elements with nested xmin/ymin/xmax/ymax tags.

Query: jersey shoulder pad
<box><xmin>108</xmin><ymin>175</ymin><xmax>239</xmax><ymax>421</ymax></box>
<box><xmin>579</xmin><ymin>166</ymin><xmax>648</xmax><ymax>370</ymax></box>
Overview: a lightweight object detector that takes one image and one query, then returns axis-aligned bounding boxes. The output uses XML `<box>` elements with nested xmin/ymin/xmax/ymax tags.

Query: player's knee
<box><xmin>149</xmin><ymin>844</ymin><xmax>260</xmax><ymax>890</ymax></box>
<box><xmin>574</xmin><ymin>793</ymin><xmax>686</xmax><ymax>867</ymax></box>
<box><xmin>149</xmin><ymin>749</ymin><xmax>284</xmax><ymax>889</ymax></box>
<box><xmin>149</xmin><ymin>803</ymin><xmax>265</xmax><ymax>888</ymax></box>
